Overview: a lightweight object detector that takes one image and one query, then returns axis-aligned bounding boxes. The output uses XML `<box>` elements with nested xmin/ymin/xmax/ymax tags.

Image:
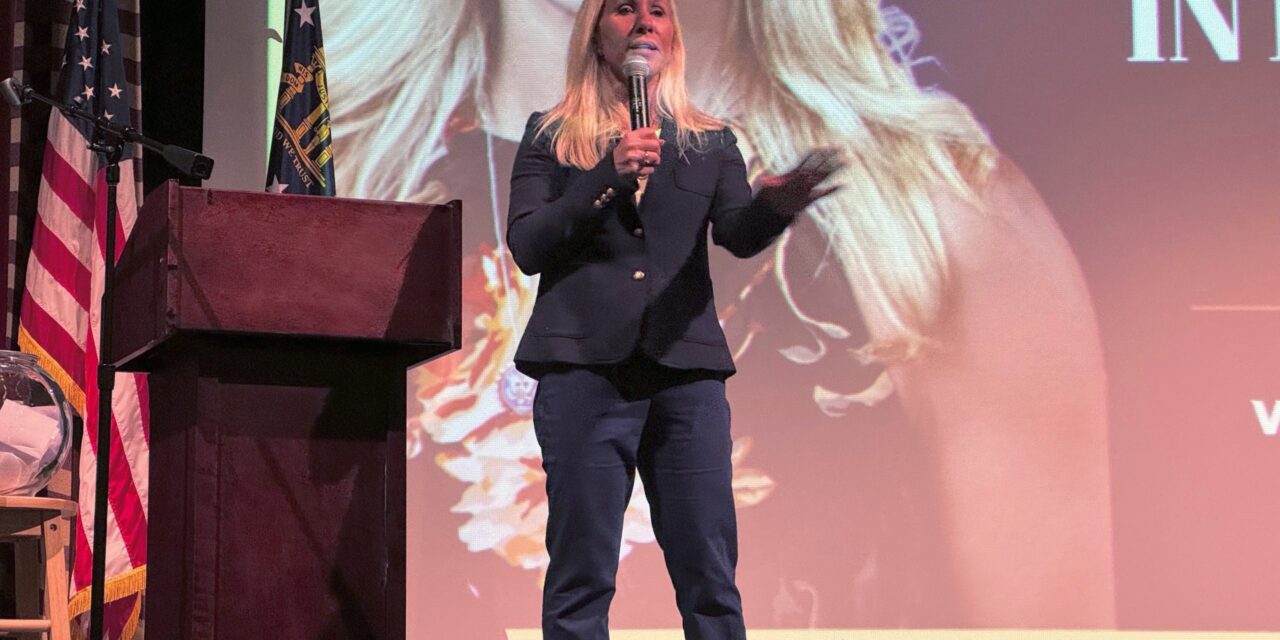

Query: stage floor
<box><xmin>507</xmin><ymin>632</ymin><xmax>1280</xmax><ymax>639</ymax></box>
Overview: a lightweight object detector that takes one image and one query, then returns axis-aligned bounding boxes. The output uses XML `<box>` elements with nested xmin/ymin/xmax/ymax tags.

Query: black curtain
<box><xmin>139</xmin><ymin>0</ymin><xmax>205</xmax><ymax>196</ymax></box>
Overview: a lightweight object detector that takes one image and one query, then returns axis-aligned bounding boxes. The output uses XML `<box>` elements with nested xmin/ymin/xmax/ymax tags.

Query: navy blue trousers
<box><xmin>533</xmin><ymin>359</ymin><xmax>746</xmax><ymax>640</ymax></box>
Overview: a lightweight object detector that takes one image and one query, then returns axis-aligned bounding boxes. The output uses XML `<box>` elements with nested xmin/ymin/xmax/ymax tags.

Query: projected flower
<box><xmin>408</xmin><ymin>245</ymin><xmax>776</xmax><ymax>575</ymax></box>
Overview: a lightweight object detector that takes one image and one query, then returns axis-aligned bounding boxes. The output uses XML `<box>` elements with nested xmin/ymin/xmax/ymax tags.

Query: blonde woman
<box><xmin>506</xmin><ymin>1</ymin><xmax>842</xmax><ymax>638</ymax></box>
<box><xmin>325</xmin><ymin>0</ymin><xmax>1115</xmax><ymax>631</ymax></box>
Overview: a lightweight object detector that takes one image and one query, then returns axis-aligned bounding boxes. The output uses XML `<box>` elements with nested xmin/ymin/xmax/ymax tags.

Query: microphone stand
<box><xmin>9</xmin><ymin>80</ymin><xmax>214</xmax><ymax>181</ymax></box>
<box><xmin>6</xmin><ymin>79</ymin><xmax>212</xmax><ymax>640</ymax></box>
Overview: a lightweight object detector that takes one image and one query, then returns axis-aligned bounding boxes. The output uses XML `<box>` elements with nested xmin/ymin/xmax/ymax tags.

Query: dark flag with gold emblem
<box><xmin>266</xmin><ymin>0</ymin><xmax>335</xmax><ymax>195</ymax></box>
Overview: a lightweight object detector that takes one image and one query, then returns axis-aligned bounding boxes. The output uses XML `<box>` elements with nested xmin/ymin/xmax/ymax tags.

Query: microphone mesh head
<box><xmin>623</xmin><ymin>54</ymin><xmax>650</xmax><ymax>78</ymax></box>
<box><xmin>0</xmin><ymin>78</ymin><xmax>23</xmax><ymax>108</ymax></box>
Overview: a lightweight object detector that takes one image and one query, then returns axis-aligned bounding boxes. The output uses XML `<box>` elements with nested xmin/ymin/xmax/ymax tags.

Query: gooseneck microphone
<box><xmin>1</xmin><ymin>76</ymin><xmax>214</xmax><ymax>179</ymax></box>
<box><xmin>1</xmin><ymin>77</ymin><xmax>29</xmax><ymax>108</ymax></box>
<box><xmin>623</xmin><ymin>54</ymin><xmax>650</xmax><ymax>130</ymax></box>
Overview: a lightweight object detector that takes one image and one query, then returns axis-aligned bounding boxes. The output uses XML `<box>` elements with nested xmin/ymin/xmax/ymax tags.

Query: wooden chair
<box><xmin>0</xmin><ymin>497</ymin><xmax>75</xmax><ymax>640</ymax></box>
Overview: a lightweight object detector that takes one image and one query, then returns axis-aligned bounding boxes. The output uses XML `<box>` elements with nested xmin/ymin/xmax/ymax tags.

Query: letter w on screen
<box><xmin>1251</xmin><ymin>400</ymin><xmax>1280</xmax><ymax>436</ymax></box>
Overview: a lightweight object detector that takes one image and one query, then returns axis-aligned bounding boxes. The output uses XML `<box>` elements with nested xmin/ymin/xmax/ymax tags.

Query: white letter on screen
<box><xmin>1130</xmin><ymin>0</ymin><xmax>1165</xmax><ymax>61</ymax></box>
<box><xmin>1252</xmin><ymin>401</ymin><xmax>1280</xmax><ymax>437</ymax></box>
<box><xmin>1175</xmin><ymin>0</ymin><xmax>1241</xmax><ymax>61</ymax></box>
<box><xmin>1272</xmin><ymin>0</ymin><xmax>1280</xmax><ymax>60</ymax></box>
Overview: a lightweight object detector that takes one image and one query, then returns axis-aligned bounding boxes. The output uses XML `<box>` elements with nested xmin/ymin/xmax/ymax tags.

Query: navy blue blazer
<box><xmin>507</xmin><ymin>112</ymin><xmax>793</xmax><ymax>377</ymax></box>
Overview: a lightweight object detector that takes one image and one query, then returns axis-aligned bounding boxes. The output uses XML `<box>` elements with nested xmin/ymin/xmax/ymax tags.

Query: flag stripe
<box><xmin>135</xmin><ymin>375</ymin><xmax>150</xmax><ymax>443</ymax></box>
<box><xmin>116</xmin><ymin>9</ymin><xmax>139</xmax><ymax>37</ymax></box>
<box><xmin>48</xmin><ymin>111</ymin><xmax>99</xmax><ymax>184</ymax></box>
<box><xmin>111</xmin><ymin>372</ymin><xmax>149</xmax><ymax>508</ymax></box>
<box><xmin>104</xmin><ymin>410</ymin><xmax>147</xmax><ymax>567</ymax></box>
<box><xmin>35</xmin><ymin>176</ymin><xmax>95</xmax><ymax>271</ymax></box>
<box><xmin>41</xmin><ymin>142</ymin><xmax>96</xmax><ymax>228</ymax></box>
<box><xmin>19</xmin><ymin>294</ymin><xmax>86</xmax><ymax>392</ymax></box>
<box><xmin>74</xmin><ymin>447</ymin><xmax>136</xmax><ymax>582</ymax></box>
<box><xmin>72</xmin><ymin>509</ymin><xmax>91</xmax><ymax>589</ymax></box>
<box><xmin>16</xmin><ymin>328</ymin><xmax>86</xmax><ymax>417</ymax></box>
<box><xmin>29</xmin><ymin>216</ymin><xmax>91</xmax><ymax>307</ymax></box>
<box><xmin>91</xmin><ymin>164</ymin><xmax>137</xmax><ymax>259</ymax></box>
<box><xmin>22</xmin><ymin>253</ymin><xmax>87</xmax><ymax>346</ymax></box>
<box><xmin>81</xmin><ymin>391</ymin><xmax>149</xmax><ymax>571</ymax></box>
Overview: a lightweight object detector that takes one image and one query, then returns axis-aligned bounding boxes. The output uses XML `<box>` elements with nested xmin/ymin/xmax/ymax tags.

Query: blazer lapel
<box><xmin>639</xmin><ymin>121</ymin><xmax>678</xmax><ymax>219</ymax></box>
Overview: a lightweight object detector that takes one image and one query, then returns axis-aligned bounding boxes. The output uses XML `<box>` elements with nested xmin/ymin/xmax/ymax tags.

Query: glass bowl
<box><xmin>0</xmin><ymin>350</ymin><xmax>75</xmax><ymax>496</ymax></box>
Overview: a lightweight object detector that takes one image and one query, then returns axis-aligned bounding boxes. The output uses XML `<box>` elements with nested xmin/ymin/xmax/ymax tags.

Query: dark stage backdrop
<box><xmin>206</xmin><ymin>0</ymin><xmax>1280</xmax><ymax>636</ymax></box>
<box><xmin>6</xmin><ymin>2</ymin><xmax>78</xmax><ymax>351</ymax></box>
<box><xmin>3</xmin><ymin>1</ymin><xmax>26</xmax><ymax>346</ymax></box>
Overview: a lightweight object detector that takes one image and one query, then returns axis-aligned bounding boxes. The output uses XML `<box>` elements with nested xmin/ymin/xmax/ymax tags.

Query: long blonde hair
<box><xmin>708</xmin><ymin>0</ymin><xmax>998</xmax><ymax>362</ymax></box>
<box><xmin>539</xmin><ymin>0</ymin><xmax>723</xmax><ymax>169</ymax></box>
<box><xmin>325</xmin><ymin>0</ymin><xmax>491</xmax><ymax>201</ymax></box>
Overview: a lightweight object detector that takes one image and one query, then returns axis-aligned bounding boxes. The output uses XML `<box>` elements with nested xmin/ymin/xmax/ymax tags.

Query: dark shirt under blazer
<box><xmin>507</xmin><ymin>112</ymin><xmax>792</xmax><ymax>377</ymax></box>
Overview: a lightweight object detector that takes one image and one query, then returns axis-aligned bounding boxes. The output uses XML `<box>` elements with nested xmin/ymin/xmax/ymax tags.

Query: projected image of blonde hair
<box><xmin>695</xmin><ymin>0</ymin><xmax>1115</xmax><ymax>626</ymax></box>
<box><xmin>325</xmin><ymin>0</ymin><xmax>494</xmax><ymax>202</ymax></box>
<box><xmin>709</xmin><ymin>0</ymin><xmax>997</xmax><ymax>363</ymax></box>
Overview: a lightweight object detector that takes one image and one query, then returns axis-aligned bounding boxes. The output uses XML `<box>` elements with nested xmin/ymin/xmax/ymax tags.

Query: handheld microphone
<box><xmin>1</xmin><ymin>78</ymin><xmax>28</xmax><ymax>108</ymax></box>
<box><xmin>623</xmin><ymin>54</ymin><xmax>650</xmax><ymax>130</ymax></box>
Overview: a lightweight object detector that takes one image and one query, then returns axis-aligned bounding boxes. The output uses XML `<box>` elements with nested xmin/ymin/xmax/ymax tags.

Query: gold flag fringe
<box><xmin>23</xmin><ymin>328</ymin><xmax>141</xmax><ymax>634</ymax></box>
<box><xmin>18</xmin><ymin>326</ymin><xmax>87</xmax><ymax>416</ymax></box>
<box><xmin>66</xmin><ymin>591</ymin><xmax>142</xmax><ymax>640</ymax></box>
<box><xmin>120</xmin><ymin>591</ymin><xmax>143</xmax><ymax>640</ymax></box>
<box><xmin>67</xmin><ymin>565</ymin><xmax>147</xmax><ymax>620</ymax></box>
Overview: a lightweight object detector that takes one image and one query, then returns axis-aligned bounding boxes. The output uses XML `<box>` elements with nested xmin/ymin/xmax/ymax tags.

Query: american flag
<box><xmin>17</xmin><ymin>0</ymin><xmax>149</xmax><ymax>638</ymax></box>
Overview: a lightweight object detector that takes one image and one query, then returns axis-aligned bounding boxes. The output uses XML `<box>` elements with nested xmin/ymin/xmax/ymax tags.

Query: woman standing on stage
<box><xmin>504</xmin><ymin>0</ymin><xmax>842</xmax><ymax>638</ymax></box>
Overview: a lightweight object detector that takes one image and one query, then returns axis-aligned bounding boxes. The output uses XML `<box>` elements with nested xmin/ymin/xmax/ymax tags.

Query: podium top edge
<box><xmin>146</xmin><ymin>180</ymin><xmax>461</xmax><ymax>211</ymax></box>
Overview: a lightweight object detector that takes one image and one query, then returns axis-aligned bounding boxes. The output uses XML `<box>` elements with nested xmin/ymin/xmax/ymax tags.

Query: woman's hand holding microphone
<box><xmin>613</xmin><ymin>127</ymin><xmax>663</xmax><ymax>182</ymax></box>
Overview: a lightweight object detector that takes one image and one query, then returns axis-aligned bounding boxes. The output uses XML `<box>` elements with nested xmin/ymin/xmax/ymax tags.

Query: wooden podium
<box><xmin>107</xmin><ymin>182</ymin><xmax>461</xmax><ymax>640</ymax></box>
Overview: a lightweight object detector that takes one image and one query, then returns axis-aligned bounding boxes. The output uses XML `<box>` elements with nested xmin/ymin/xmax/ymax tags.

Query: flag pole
<box><xmin>87</xmin><ymin>132</ymin><xmax>124</xmax><ymax>640</ymax></box>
